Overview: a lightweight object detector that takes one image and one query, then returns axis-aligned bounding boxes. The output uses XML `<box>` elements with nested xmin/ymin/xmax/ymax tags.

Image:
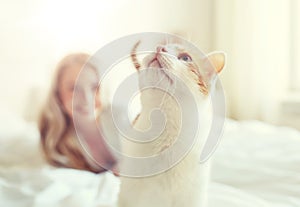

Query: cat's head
<box><xmin>132</xmin><ymin>41</ymin><xmax>225</xmax><ymax>99</ymax></box>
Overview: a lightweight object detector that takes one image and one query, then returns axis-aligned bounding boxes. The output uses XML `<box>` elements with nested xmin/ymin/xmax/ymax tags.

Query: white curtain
<box><xmin>212</xmin><ymin>0</ymin><xmax>291</xmax><ymax>124</ymax></box>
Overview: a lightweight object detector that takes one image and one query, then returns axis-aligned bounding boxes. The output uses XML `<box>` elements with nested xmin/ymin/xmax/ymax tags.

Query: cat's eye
<box><xmin>178</xmin><ymin>53</ymin><xmax>192</xmax><ymax>62</ymax></box>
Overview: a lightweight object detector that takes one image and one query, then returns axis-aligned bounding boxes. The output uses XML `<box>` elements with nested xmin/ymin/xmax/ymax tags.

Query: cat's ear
<box><xmin>203</xmin><ymin>52</ymin><xmax>226</xmax><ymax>74</ymax></box>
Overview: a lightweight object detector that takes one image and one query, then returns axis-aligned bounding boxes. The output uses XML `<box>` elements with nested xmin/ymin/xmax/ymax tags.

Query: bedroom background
<box><xmin>0</xmin><ymin>0</ymin><xmax>299</xmax><ymax>130</ymax></box>
<box><xmin>1</xmin><ymin>1</ymin><xmax>300</xmax><ymax>207</ymax></box>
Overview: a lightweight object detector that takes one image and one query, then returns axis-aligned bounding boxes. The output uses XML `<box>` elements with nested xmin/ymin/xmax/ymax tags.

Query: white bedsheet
<box><xmin>1</xmin><ymin>113</ymin><xmax>300</xmax><ymax>207</ymax></box>
<box><xmin>210</xmin><ymin>121</ymin><xmax>300</xmax><ymax>207</ymax></box>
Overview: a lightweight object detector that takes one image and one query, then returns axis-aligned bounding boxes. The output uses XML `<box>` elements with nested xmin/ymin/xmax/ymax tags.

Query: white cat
<box><xmin>118</xmin><ymin>41</ymin><xmax>225</xmax><ymax>207</ymax></box>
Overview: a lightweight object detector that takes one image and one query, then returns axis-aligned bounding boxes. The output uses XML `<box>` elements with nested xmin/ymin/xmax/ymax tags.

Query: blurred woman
<box><xmin>38</xmin><ymin>53</ymin><xmax>117</xmax><ymax>174</ymax></box>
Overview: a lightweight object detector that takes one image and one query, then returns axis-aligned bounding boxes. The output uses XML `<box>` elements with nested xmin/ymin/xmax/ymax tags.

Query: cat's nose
<box><xmin>157</xmin><ymin>46</ymin><xmax>167</xmax><ymax>53</ymax></box>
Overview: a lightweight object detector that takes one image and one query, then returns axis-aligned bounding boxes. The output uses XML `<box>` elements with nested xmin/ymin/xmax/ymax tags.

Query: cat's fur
<box><xmin>118</xmin><ymin>41</ymin><xmax>225</xmax><ymax>207</ymax></box>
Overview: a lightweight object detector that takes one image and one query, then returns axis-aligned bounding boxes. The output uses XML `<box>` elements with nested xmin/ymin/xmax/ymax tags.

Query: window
<box><xmin>290</xmin><ymin>0</ymin><xmax>300</xmax><ymax>90</ymax></box>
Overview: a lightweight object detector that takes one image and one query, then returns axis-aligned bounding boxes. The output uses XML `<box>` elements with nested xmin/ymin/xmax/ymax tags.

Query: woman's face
<box><xmin>58</xmin><ymin>65</ymin><xmax>101</xmax><ymax>119</ymax></box>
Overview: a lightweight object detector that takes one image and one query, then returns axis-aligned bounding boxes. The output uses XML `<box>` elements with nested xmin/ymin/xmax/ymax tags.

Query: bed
<box><xmin>1</xmin><ymin>111</ymin><xmax>300</xmax><ymax>207</ymax></box>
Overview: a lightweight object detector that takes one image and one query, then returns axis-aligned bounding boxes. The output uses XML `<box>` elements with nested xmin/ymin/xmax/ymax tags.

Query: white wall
<box><xmin>212</xmin><ymin>0</ymin><xmax>295</xmax><ymax>125</ymax></box>
<box><xmin>0</xmin><ymin>0</ymin><xmax>213</xmax><ymax>120</ymax></box>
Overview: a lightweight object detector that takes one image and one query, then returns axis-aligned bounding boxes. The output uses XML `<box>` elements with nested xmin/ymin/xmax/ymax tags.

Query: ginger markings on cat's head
<box><xmin>202</xmin><ymin>52</ymin><xmax>226</xmax><ymax>76</ymax></box>
<box><xmin>131</xmin><ymin>41</ymin><xmax>226</xmax><ymax>96</ymax></box>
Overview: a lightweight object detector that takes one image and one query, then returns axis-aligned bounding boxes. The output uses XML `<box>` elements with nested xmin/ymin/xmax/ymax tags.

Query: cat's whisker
<box><xmin>165</xmin><ymin>34</ymin><xmax>169</xmax><ymax>45</ymax></box>
<box><xmin>187</xmin><ymin>33</ymin><xmax>192</xmax><ymax>42</ymax></box>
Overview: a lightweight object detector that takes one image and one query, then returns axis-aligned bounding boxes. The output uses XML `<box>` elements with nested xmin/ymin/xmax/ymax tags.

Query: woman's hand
<box><xmin>73</xmin><ymin>109</ymin><xmax>118</xmax><ymax>174</ymax></box>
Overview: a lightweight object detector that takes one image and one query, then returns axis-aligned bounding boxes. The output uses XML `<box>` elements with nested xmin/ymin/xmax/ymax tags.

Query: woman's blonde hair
<box><xmin>39</xmin><ymin>53</ymin><xmax>101</xmax><ymax>173</ymax></box>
